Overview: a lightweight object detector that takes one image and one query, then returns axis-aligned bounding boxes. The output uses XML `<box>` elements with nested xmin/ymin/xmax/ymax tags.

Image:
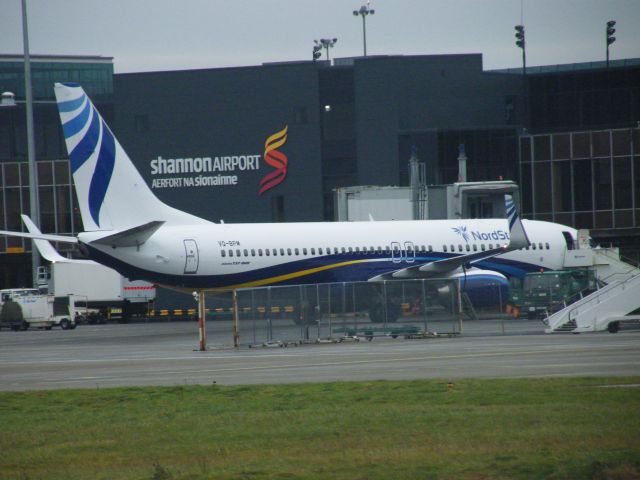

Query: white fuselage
<box><xmin>80</xmin><ymin>218</ymin><xmax>573</xmax><ymax>291</ymax></box>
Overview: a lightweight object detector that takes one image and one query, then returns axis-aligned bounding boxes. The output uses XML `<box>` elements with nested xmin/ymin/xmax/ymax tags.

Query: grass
<box><xmin>0</xmin><ymin>377</ymin><xmax>639</xmax><ymax>479</ymax></box>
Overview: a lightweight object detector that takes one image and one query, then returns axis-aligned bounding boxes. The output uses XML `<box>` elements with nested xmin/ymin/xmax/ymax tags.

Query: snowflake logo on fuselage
<box><xmin>452</xmin><ymin>226</ymin><xmax>470</xmax><ymax>243</ymax></box>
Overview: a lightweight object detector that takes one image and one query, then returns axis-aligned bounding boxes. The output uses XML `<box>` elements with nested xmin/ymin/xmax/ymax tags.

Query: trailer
<box><xmin>38</xmin><ymin>263</ymin><xmax>155</xmax><ymax>323</ymax></box>
<box><xmin>0</xmin><ymin>289</ymin><xmax>78</xmax><ymax>330</ymax></box>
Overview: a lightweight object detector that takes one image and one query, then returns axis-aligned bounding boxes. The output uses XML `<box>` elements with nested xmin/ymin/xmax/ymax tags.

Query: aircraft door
<box><xmin>391</xmin><ymin>241</ymin><xmax>402</xmax><ymax>263</ymax></box>
<box><xmin>404</xmin><ymin>241</ymin><xmax>416</xmax><ymax>263</ymax></box>
<box><xmin>184</xmin><ymin>239</ymin><xmax>199</xmax><ymax>274</ymax></box>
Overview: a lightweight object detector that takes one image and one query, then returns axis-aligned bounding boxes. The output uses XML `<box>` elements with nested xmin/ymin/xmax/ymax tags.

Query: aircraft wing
<box><xmin>369</xmin><ymin>194</ymin><xmax>530</xmax><ymax>281</ymax></box>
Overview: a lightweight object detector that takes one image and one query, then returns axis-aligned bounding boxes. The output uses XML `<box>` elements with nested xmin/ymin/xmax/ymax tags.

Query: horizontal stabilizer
<box><xmin>0</xmin><ymin>227</ymin><xmax>78</xmax><ymax>244</ymax></box>
<box><xmin>90</xmin><ymin>220</ymin><xmax>165</xmax><ymax>248</ymax></box>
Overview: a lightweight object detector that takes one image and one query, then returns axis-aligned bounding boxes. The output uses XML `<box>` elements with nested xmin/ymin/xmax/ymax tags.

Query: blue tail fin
<box><xmin>54</xmin><ymin>83</ymin><xmax>194</xmax><ymax>232</ymax></box>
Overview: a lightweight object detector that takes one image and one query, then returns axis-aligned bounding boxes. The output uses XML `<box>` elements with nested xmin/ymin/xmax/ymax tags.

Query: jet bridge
<box><xmin>545</xmin><ymin>235</ymin><xmax>640</xmax><ymax>333</ymax></box>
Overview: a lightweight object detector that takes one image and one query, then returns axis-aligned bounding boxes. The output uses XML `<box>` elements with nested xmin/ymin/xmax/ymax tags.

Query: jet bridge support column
<box><xmin>198</xmin><ymin>290</ymin><xmax>206</xmax><ymax>351</ymax></box>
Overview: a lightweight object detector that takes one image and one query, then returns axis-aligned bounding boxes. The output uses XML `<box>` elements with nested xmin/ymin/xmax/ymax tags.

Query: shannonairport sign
<box><xmin>148</xmin><ymin>125</ymin><xmax>289</xmax><ymax>195</ymax></box>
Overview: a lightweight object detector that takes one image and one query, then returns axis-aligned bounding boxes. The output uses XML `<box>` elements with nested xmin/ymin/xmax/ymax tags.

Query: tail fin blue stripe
<box><xmin>58</xmin><ymin>95</ymin><xmax>85</xmax><ymax>113</ymax></box>
<box><xmin>61</xmin><ymin>98</ymin><xmax>91</xmax><ymax>139</ymax></box>
<box><xmin>87</xmin><ymin>121</ymin><xmax>116</xmax><ymax>226</ymax></box>
<box><xmin>68</xmin><ymin>107</ymin><xmax>99</xmax><ymax>173</ymax></box>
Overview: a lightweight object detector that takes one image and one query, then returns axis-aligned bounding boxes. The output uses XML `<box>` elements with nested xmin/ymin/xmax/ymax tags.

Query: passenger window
<box><xmin>489</xmin><ymin>244</ymin><xmax>494</xmax><ymax>249</ymax></box>
<box><xmin>466</xmin><ymin>245</ymin><xmax>470</xmax><ymax>252</ymax></box>
<box><xmin>538</xmin><ymin>243</ymin><xmax>543</xmax><ymax>250</ymax></box>
<box><xmin>274</xmin><ymin>249</ymin><xmax>278</xmax><ymax>256</ymax></box>
<box><xmin>472</xmin><ymin>244</ymin><xmax>477</xmax><ymax>251</ymax></box>
<box><xmin>428</xmin><ymin>245</ymin><xmax>433</xmax><ymax>252</ymax></box>
<box><xmin>265</xmin><ymin>249</ymin><xmax>270</xmax><ymax>256</ymax></box>
<box><xmin>287</xmin><ymin>248</ymin><xmax>292</xmax><ymax>255</ymax></box>
<box><xmin>237</xmin><ymin>249</ymin><xmax>241</xmax><ymax>257</ymax></box>
<box><xmin>545</xmin><ymin>243</ymin><xmax>550</xmax><ymax>250</ymax></box>
<box><xmin>481</xmin><ymin>244</ymin><xmax>486</xmax><ymax>251</ymax></box>
<box><xmin>229</xmin><ymin>250</ymin><xmax>234</xmax><ymax>257</ymax></box>
<box><xmin>251</xmin><ymin>249</ymin><xmax>255</xmax><ymax>256</ymax></box>
<box><xmin>355</xmin><ymin>247</ymin><xmax>360</xmax><ymax>253</ymax></box>
<box><xmin>258</xmin><ymin>249</ymin><xmax>263</xmax><ymax>256</ymax></box>
<box><xmin>348</xmin><ymin>247</ymin><xmax>353</xmax><ymax>253</ymax></box>
<box><xmin>443</xmin><ymin>245</ymin><xmax>447</xmax><ymax>252</ymax></box>
<box><xmin>294</xmin><ymin>248</ymin><xmax>299</xmax><ymax>255</ymax></box>
<box><xmin>532</xmin><ymin>243</ymin><xmax>537</xmax><ymax>250</ymax></box>
<box><xmin>458</xmin><ymin>245</ymin><xmax>463</xmax><ymax>252</ymax></box>
<box><xmin>244</xmin><ymin>249</ymin><xmax>248</xmax><ymax>256</ymax></box>
<box><xmin>450</xmin><ymin>245</ymin><xmax>455</xmax><ymax>252</ymax></box>
<box><xmin>221</xmin><ymin>250</ymin><xmax>226</xmax><ymax>257</ymax></box>
<box><xmin>310</xmin><ymin>248</ymin><xmax>314</xmax><ymax>255</ymax></box>
<box><xmin>341</xmin><ymin>247</ymin><xmax>346</xmax><ymax>254</ymax></box>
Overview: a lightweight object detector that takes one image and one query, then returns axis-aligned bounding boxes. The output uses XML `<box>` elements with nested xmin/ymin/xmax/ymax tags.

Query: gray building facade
<box><xmin>1</xmin><ymin>53</ymin><xmax>639</xmax><ymax>292</ymax></box>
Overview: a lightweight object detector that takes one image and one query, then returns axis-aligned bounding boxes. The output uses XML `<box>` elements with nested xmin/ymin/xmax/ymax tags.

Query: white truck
<box><xmin>38</xmin><ymin>262</ymin><xmax>155</xmax><ymax>323</ymax></box>
<box><xmin>0</xmin><ymin>289</ymin><xmax>78</xmax><ymax>330</ymax></box>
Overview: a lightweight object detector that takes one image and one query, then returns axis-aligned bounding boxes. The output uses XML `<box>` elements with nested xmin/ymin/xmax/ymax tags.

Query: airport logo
<box><xmin>259</xmin><ymin>125</ymin><xmax>288</xmax><ymax>195</ymax></box>
<box><xmin>148</xmin><ymin>125</ymin><xmax>289</xmax><ymax>193</ymax></box>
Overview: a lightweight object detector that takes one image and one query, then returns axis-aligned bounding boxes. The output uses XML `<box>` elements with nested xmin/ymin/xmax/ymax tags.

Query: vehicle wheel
<box><xmin>607</xmin><ymin>321</ymin><xmax>620</xmax><ymax>333</ymax></box>
<box><xmin>70</xmin><ymin>323</ymin><xmax>77</xmax><ymax>330</ymax></box>
<box><xmin>60</xmin><ymin>318</ymin><xmax>70</xmax><ymax>330</ymax></box>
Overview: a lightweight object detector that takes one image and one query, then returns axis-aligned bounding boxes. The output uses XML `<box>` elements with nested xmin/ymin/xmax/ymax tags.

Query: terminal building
<box><xmin>1</xmin><ymin>52</ymin><xmax>639</xmax><ymax>290</ymax></box>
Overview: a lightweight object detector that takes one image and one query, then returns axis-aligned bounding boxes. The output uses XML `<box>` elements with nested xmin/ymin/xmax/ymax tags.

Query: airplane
<box><xmin>0</xmin><ymin>83</ymin><xmax>579</xmax><ymax>312</ymax></box>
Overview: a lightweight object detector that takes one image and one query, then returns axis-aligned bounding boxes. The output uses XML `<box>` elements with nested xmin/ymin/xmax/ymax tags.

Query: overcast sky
<box><xmin>1</xmin><ymin>0</ymin><xmax>639</xmax><ymax>73</ymax></box>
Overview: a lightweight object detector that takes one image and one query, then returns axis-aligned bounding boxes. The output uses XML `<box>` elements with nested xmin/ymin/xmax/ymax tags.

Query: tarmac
<box><xmin>0</xmin><ymin>318</ymin><xmax>638</xmax><ymax>391</ymax></box>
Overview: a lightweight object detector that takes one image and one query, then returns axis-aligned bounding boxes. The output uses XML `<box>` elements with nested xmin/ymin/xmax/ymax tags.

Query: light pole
<box><xmin>314</xmin><ymin>38</ymin><xmax>338</xmax><ymax>61</ymax></box>
<box><xmin>353</xmin><ymin>3</ymin><xmax>375</xmax><ymax>56</ymax></box>
<box><xmin>22</xmin><ymin>0</ymin><xmax>40</xmax><ymax>287</ymax></box>
<box><xmin>1</xmin><ymin>1</ymin><xmax>40</xmax><ymax>287</ymax></box>
<box><xmin>606</xmin><ymin>20</ymin><xmax>616</xmax><ymax>68</ymax></box>
<box><xmin>514</xmin><ymin>25</ymin><xmax>526</xmax><ymax>76</ymax></box>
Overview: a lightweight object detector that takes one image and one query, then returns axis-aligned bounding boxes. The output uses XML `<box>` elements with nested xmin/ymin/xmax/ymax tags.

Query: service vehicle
<box><xmin>0</xmin><ymin>289</ymin><xmax>78</xmax><ymax>330</ymax></box>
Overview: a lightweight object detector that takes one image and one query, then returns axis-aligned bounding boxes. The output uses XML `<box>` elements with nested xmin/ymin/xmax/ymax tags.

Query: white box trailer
<box><xmin>0</xmin><ymin>289</ymin><xmax>77</xmax><ymax>330</ymax></box>
<box><xmin>39</xmin><ymin>263</ymin><xmax>156</xmax><ymax>323</ymax></box>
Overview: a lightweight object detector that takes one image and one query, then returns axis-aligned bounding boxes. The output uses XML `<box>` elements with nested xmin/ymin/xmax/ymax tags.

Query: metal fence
<box><xmin>201</xmin><ymin>279</ymin><xmax>489</xmax><ymax>346</ymax></box>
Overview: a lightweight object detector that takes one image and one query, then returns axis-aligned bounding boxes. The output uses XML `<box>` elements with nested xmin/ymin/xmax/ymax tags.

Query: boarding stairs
<box><xmin>545</xmin><ymin>248</ymin><xmax>640</xmax><ymax>333</ymax></box>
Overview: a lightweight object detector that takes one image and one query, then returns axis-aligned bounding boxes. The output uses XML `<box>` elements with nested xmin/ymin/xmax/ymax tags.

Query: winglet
<box><xmin>505</xmin><ymin>194</ymin><xmax>530</xmax><ymax>250</ymax></box>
